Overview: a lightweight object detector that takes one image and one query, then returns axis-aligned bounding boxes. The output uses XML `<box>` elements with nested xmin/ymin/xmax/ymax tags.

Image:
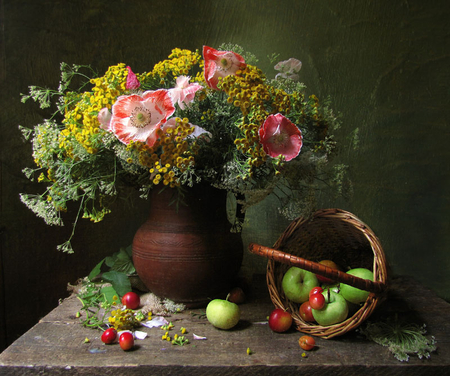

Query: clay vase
<box><xmin>132</xmin><ymin>185</ymin><xmax>243</xmax><ymax>308</ymax></box>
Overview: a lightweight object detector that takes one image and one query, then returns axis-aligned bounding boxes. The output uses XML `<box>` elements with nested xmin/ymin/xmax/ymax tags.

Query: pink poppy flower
<box><xmin>168</xmin><ymin>76</ymin><xmax>203</xmax><ymax>110</ymax></box>
<box><xmin>110</xmin><ymin>89</ymin><xmax>175</xmax><ymax>146</ymax></box>
<box><xmin>97</xmin><ymin>107</ymin><xmax>112</xmax><ymax>130</ymax></box>
<box><xmin>203</xmin><ymin>46</ymin><xmax>246</xmax><ymax>90</ymax></box>
<box><xmin>258</xmin><ymin>113</ymin><xmax>302</xmax><ymax>161</ymax></box>
<box><xmin>126</xmin><ymin>66</ymin><xmax>140</xmax><ymax>90</ymax></box>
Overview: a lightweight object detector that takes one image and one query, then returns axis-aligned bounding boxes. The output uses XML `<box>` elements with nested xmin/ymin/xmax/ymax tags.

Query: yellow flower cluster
<box><xmin>127</xmin><ymin>118</ymin><xmax>198</xmax><ymax>187</ymax></box>
<box><xmin>219</xmin><ymin>66</ymin><xmax>267</xmax><ymax>175</ymax></box>
<box><xmin>219</xmin><ymin>65</ymin><xmax>289</xmax><ymax>176</ymax></box>
<box><xmin>59</xmin><ymin>63</ymin><xmax>150</xmax><ymax>155</ymax></box>
<box><xmin>151</xmin><ymin>48</ymin><xmax>203</xmax><ymax>84</ymax></box>
<box><xmin>108</xmin><ymin>307</ymin><xmax>142</xmax><ymax>331</ymax></box>
<box><xmin>306</xmin><ymin>94</ymin><xmax>329</xmax><ymax>152</ymax></box>
<box><xmin>160</xmin><ymin>322</ymin><xmax>189</xmax><ymax>345</ymax></box>
<box><xmin>219</xmin><ymin>64</ymin><xmax>304</xmax><ymax>177</ymax></box>
<box><xmin>219</xmin><ymin>65</ymin><xmax>267</xmax><ymax>116</ymax></box>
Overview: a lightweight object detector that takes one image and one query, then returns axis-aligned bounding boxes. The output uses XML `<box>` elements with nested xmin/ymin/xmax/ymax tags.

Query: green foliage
<box><xmin>76</xmin><ymin>246</ymin><xmax>137</xmax><ymax>329</ymax></box>
<box><xmin>105</xmin><ymin>245</ymin><xmax>135</xmax><ymax>275</ymax></box>
<box><xmin>88</xmin><ymin>258</ymin><xmax>105</xmax><ymax>281</ymax></box>
<box><xmin>101</xmin><ymin>271</ymin><xmax>131</xmax><ymax>298</ymax></box>
<box><xmin>99</xmin><ymin>285</ymin><xmax>119</xmax><ymax>304</ymax></box>
<box><xmin>88</xmin><ymin>246</ymin><xmax>134</xmax><ymax>297</ymax></box>
<box><xmin>219</xmin><ymin>43</ymin><xmax>259</xmax><ymax>65</ymax></box>
<box><xmin>76</xmin><ymin>282</ymin><xmax>118</xmax><ymax>329</ymax></box>
<box><xmin>19</xmin><ymin>46</ymin><xmax>351</xmax><ymax>252</ymax></box>
<box><xmin>361</xmin><ymin>315</ymin><xmax>437</xmax><ymax>362</ymax></box>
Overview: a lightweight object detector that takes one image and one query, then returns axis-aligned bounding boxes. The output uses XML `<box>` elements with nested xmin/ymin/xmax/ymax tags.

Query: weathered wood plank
<box><xmin>0</xmin><ymin>275</ymin><xmax>449</xmax><ymax>375</ymax></box>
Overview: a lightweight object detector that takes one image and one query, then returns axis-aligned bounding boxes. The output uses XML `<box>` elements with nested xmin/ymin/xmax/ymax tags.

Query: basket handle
<box><xmin>248</xmin><ymin>243</ymin><xmax>386</xmax><ymax>294</ymax></box>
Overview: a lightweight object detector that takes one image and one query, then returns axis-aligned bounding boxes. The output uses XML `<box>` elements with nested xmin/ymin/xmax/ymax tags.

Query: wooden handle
<box><xmin>248</xmin><ymin>243</ymin><xmax>386</xmax><ymax>294</ymax></box>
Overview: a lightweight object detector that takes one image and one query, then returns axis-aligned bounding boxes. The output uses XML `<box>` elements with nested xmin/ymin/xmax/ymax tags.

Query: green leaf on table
<box><xmin>100</xmin><ymin>285</ymin><xmax>118</xmax><ymax>304</ymax></box>
<box><xmin>102</xmin><ymin>270</ymin><xmax>131</xmax><ymax>297</ymax></box>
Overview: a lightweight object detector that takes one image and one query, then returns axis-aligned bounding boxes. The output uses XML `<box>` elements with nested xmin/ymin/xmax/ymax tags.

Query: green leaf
<box><xmin>114</xmin><ymin>250</ymin><xmax>135</xmax><ymax>274</ymax></box>
<box><xmin>124</xmin><ymin>244</ymin><xmax>133</xmax><ymax>257</ymax></box>
<box><xmin>105</xmin><ymin>247</ymin><xmax>135</xmax><ymax>275</ymax></box>
<box><xmin>88</xmin><ymin>258</ymin><xmax>105</xmax><ymax>281</ymax></box>
<box><xmin>102</xmin><ymin>271</ymin><xmax>131</xmax><ymax>297</ymax></box>
<box><xmin>100</xmin><ymin>285</ymin><xmax>118</xmax><ymax>304</ymax></box>
<box><xmin>104</xmin><ymin>254</ymin><xmax>115</xmax><ymax>268</ymax></box>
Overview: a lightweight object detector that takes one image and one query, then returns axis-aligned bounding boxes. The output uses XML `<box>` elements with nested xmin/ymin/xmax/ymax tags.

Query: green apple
<box><xmin>282</xmin><ymin>267</ymin><xmax>319</xmax><ymax>303</ymax></box>
<box><xmin>340</xmin><ymin>268</ymin><xmax>374</xmax><ymax>304</ymax></box>
<box><xmin>206</xmin><ymin>299</ymin><xmax>240</xmax><ymax>330</ymax></box>
<box><xmin>321</xmin><ymin>283</ymin><xmax>340</xmax><ymax>293</ymax></box>
<box><xmin>311</xmin><ymin>290</ymin><xmax>348</xmax><ymax>326</ymax></box>
<box><xmin>322</xmin><ymin>284</ymin><xmax>360</xmax><ymax>315</ymax></box>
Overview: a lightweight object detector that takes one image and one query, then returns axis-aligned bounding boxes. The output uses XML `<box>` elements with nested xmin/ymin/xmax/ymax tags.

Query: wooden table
<box><xmin>0</xmin><ymin>275</ymin><xmax>449</xmax><ymax>375</ymax></box>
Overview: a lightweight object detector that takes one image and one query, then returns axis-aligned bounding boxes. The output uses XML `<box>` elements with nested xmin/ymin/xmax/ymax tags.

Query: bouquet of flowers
<box><xmin>19</xmin><ymin>44</ymin><xmax>348</xmax><ymax>253</ymax></box>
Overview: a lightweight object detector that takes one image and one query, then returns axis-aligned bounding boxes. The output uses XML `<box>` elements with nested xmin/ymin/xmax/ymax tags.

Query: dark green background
<box><xmin>1</xmin><ymin>0</ymin><xmax>449</xmax><ymax>350</ymax></box>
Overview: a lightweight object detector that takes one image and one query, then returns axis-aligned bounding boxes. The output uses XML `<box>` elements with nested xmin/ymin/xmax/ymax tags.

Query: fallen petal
<box><xmin>134</xmin><ymin>330</ymin><xmax>148</xmax><ymax>340</ymax></box>
<box><xmin>193</xmin><ymin>333</ymin><xmax>207</xmax><ymax>340</ymax></box>
<box><xmin>141</xmin><ymin>316</ymin><xmax>169</xmax><ymax>328</ymax></box>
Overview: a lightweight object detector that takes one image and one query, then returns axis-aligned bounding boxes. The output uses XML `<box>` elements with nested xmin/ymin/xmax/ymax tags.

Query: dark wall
<box><xmin>1</xmin><ymin>0</ymin><xmax>449</xmax><ymax>351</ymax></box>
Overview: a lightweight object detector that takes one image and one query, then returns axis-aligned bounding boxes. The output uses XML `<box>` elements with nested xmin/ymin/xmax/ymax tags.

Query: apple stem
<box><xmin>226</xmin><ymin>293</ymin><xmax>230</xmax><ymax>301</ymax></box>
<box><xmin>327</xmin><ymin>288</ymin><xmax>331</xmax><ymax>303</ymax></box>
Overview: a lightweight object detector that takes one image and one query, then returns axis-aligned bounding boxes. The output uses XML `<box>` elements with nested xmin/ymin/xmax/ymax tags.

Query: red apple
<box><xmin>316</xmin><ymin>260</ymin><xmax>342</xmax><ymax>284</ymax></box>
<box><xmin>299</xmin><ymin>301</ymin><xmax>315</xmax><ymax>322</ymax></box>
<box><xmin>268</xmin><ymin>308</ymin><xmax>293</xmax><ymax>332</ymax></box>
<box><xmin>227</xmin><ymin>287</ymin><xmax>246</xmax><ymax>304</ymax></box>
<box><xmin>299</xmin><ymin>335</ymin><xmax>316</xmax><ymax>351</ymax></box>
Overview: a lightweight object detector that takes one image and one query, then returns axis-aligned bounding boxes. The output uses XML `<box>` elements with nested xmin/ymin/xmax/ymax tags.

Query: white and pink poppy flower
<box><xmin>162</xmin><ymin>118</ymin><xmax>212</xmax><ymax>140</ymax></box>
<box><xmin>110</xmin><ymin>89</ymin><xmax>175</xmax><ymax>146</ymax></box>
<box><xmin>203</xmin><ymin>46</ymin><xmax>246</xmax><ymax>90</ymax></box>
<box><xmin>126</xmin><ymin>66</ymin><xmax>141</xmax><ymax>90</ymax></box>
<box><xmin>168</xmin><ymin>76</ymin><xmax>203</xmax><ymax>110</ymax></box>
<box><xmin>97</xmin><ymin>107</ymin><xmax>112</xmax><ymax>130</ymax></box>
<box><xmin>274</xmin><ymin>58</ymin><xmax>302</xmax><ymax>81</ymax></box>
<box><xmin>258</xmin><ymin>113</ymin><xmax>302</xmax><ymax>161</ymax></box>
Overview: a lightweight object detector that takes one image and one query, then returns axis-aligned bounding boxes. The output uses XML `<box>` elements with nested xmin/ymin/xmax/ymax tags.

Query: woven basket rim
<box><xmin>264</xmin><ymin>208</ymin><xmax>388</xmax><ymax>339</ymax></box>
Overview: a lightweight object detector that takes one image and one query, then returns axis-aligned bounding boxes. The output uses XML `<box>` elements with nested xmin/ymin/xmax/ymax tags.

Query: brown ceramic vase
<box><xmin>132</xmin><ymin>185</ymin><xmax>243</xmax><ymax>308</ymax></box>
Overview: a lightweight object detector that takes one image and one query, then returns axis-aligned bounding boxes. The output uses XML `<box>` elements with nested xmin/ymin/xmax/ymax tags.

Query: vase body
<box><xmin>132</xmin><ymin>185</ymin><xmax>243</xmax><ymax>308</ymax></box>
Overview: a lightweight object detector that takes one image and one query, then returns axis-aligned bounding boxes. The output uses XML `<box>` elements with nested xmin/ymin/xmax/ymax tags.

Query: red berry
<box><xmin>101</xmin><ymin>328</ymin><xmax>117</xmax><ymax>344</ymax></box>
<box><xmin>309</xmin><ymin>292</ymin><xmax>326</xmax><ymax>310</ymax></box>
<box><xmin>121</xmin><ymin>292</ymin><xmax>140</xmax><ymax>310</ymax></box>
<box><xmin>119</xmin><ymin>332</ymin><xmax>134</xmax><ymax>351</ymax></box>
<box><xmin>309</xmin><ymin>286</ymin><xmax>323</xmax><ymax>298</ymax></box>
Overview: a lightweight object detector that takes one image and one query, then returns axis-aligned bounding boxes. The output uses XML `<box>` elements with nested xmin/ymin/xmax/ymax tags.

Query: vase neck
<box><xmin>147</xmin><ymin>186</ymin><xmax>230</xmax><ymax>224</ymax></box>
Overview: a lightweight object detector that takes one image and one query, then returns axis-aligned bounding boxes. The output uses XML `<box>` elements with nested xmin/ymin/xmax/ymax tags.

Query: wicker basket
<box><xmin>248</xmin><ymin>208</ymin><xmax>388</xmax><ymax>339</ymax></box>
